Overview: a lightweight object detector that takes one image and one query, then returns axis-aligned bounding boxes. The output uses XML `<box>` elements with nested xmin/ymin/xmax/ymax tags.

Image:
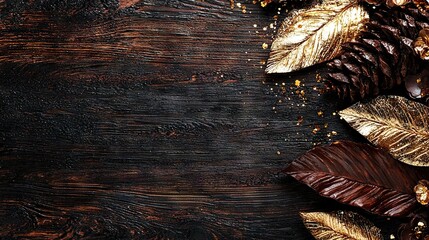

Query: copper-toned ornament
<box><xmin>415</xmin><ymin>180</ymin><xmax>429</xmax><ymax>205</ymax></box>
<box><xmin>414</xmin><ymin>28</ymin><xmax>429</xmax><ymax>60</ymax></box>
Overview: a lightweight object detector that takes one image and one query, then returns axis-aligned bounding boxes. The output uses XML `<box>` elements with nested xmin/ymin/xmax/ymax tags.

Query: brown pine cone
<box><xmin>325</xmin><ymin>4</ymin><xmax>429</xmax><ymax>102</ymax></box>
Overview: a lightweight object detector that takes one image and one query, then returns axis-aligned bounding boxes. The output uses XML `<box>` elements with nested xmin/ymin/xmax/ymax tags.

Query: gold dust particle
<box><xmin>297</xmin><ymin>116</ymin><xmax>304</xmax><ymax>126</ymax></box>
<box><xmin>417</xmin><ymin>78</ymin><xmax>422</xmax><ymax>84</ymax></box>
<box><xmin>332</xmin><ymin>112</ymin><xmax>337</xmax><ymax>116</ymax></box>
<box><xmin>260</xmin><ymin>59</ymin><xmax>266</xmax><ymax>65</ymax></box>
<box><xmin>317</xmin><ymin>111</ymin><xmax>323</xmax><ymax>117</ymax></box>
<box><xmin>270</xmin><ymin>23</ymin><xmax>274</xmax><ymax>29</ymax></box>
<box><xmin>390</xmin><ymin>234</ymin><xmax>395</xmax><ymax>239</ymax></box>
<box><xmin>312</xmin><ymin>127</ymin><xmax>320</xmax><ymax>134</ymax></box>
<box><xmin>276</xmin><ymin>151</ymin><xmax>281</xmax><ymax>155</ymax></box>
<box><xmin>236</xmin><ymin>2</ymin><xmax>241</xmax><ymax>7</ymax></box>
<box><xmin>315</xmin><ymin>73</ymin><xmax>322</xmax><ymax>82</ymax></box>
<box><xmin>241</xmin><ymin>5</ymin><xmax>246</xmax><ymax>13</ymax></box>
<box><xmin>324</xmin><ymin>123</ymin><xmax>329</xmax><ymax>128</ymax></box>
<box><xmin>331</xmin><ymin>131</ymin><xmax>337</xmax><ymax>135</ymax></box>
<box><xmin>294</xmin><ymin>80</ymin><xmax>301</xmax><ymax>87</ymax></box>
<box><xmin>253</xmin><ymin>24</ymin><xmax>257</xmax><ymax>28</ymax></box>
<box><xmin>262</xmin><ymin>43</ymin><xmax>269</xmax><ymax>49</ymax></box>
<box><xmin>260</xmin><ymin>1</ymin><xmax>268</xmax><ymax>7</ymax></box>
<box><xmin>263</xmin><ymin>26</ymin><xmax>268</xmax><ymax>31</ymax></box>
<box><xmin>230</xmin><ymin>0</ymin><xmax>235</xmax><ymax>9</ymax></box>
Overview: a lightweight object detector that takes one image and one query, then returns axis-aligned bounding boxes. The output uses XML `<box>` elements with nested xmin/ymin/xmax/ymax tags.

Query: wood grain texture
<box><xmin>0</xmin><ymin>0</ymin><xmax>402</xmax><ymax>239</ymax></box>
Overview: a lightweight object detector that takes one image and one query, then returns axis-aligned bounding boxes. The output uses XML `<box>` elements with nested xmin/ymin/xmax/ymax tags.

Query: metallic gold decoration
<box><xmin>340</xmin><ymin>95</ymin><xmax>429</xmax><ymax>167</ymax></box>
<box><xmin>415</xmin><ymin>180</ymin><xmax>429</xmax><ymax>205</ymax></box>
<box><xmin>300</xmin><ymin>211</ymin><xmax>382</xmax><ymax>240</ymax></box>
<box><xmin>265</xmin><ymin>0</ymin><xmax>368</xmax><ymax>74</ymax></box>
<box><xmin>391</xmin><ymin>0</ymin><xmax>411</xmax><ymax>6</ymax></box>
<box><xmin>414</xmin><ymin>28</ymin><xmax>429</xmax><ymax>60</ymax></box>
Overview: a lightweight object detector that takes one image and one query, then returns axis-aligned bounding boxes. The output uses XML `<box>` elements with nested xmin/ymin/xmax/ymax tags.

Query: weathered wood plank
<box><xmin>0</xmin><ymin>0</ymin><xmax>400</xmax><ymax>239</ymax></box>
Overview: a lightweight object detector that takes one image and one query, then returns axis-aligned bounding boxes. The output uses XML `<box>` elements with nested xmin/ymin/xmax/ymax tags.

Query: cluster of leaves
<box><xmin>261</xmin><ymin>0</ymin><xmax>429</xmax><ymax>239</ymax></box>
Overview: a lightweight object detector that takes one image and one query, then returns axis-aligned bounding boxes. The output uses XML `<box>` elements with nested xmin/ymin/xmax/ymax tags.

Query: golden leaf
<box><xmin>265</xmin><ymin>0</ymin><xmax>368</xmax><ymax>74</ymax></box>
<box><xmin>340</xmin><ymin>95</ymin><xmax>429</xmax><ymax>166</ymax></box>
<box><xmin>300</xmin><ymin>211</ymin><xmax>382</xmax><ymax>240</ymax></box>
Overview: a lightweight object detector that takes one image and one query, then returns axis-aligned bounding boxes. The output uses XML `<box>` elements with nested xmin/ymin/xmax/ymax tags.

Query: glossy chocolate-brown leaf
<box><xmin>285</xmin><ymin>141</ymin><xmax>429</xmax><ymax>217</ymax></box>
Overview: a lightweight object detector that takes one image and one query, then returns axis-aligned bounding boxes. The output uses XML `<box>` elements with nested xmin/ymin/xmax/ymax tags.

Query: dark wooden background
<box><xmin>0</xmin><ymin>0</ymin><xmax>401</xmax><ymax>239</ymax></box>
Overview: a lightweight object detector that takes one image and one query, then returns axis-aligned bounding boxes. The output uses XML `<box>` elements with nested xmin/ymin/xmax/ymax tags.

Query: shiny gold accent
<box><xmin>265</xmin><ymin>0</ymin><xmax>368</xmax><ymax>74</ymax></box>
<box><xmin>300</xmin><ymin>211</ymin><xmax>382</xmax><ymax>240</ymax></box>
<box><xmin>391</xmin><ymin>0</ymin><xmax>411</xmax><ymax>6</ymax></box>
<box><xmin>340</xmin><ymin>95</ymin><xmax>429</xmax><ymax>167</ymax></box>
<box><xmin>414</xmin><ymin>28</ymin><xmax>429</xmax><ymax>60</ymax></box>
<box><xmin>415</xmin><ymin>180</ymin><xmax>429</xmax><ymax>205</ymax></box>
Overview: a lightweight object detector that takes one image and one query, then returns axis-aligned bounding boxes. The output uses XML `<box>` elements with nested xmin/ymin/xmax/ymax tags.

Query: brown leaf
<box><xmin>285</xmin><ymin>141</ymin><xmax>429</xmax><ymax>217</ymax></box>
<box><xmin>265</xmin><ymin>0</ymin><xmax>368</xmax><ymax>73</ymax></box>
<box><xmin>339</xmin><ymin>96</ymin><xmax>429</xmax><ymax>167</ymax></box>
<box><xmin>300</xmin><ymin>211</ymin><xmax>382</xmax><ymax>240</ymax></box>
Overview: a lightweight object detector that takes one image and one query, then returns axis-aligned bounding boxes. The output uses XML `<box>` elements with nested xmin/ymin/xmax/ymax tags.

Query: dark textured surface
<box><xmin>0</xmin><ymin>0</ymin><xmax>401</xmax><ymax>239</ymax></box>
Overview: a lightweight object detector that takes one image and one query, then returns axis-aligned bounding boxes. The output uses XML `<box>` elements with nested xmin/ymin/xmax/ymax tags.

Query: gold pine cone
<box><xmin>414</xmin><ymin>28</ymin><xmax>429</xmax><ymax>60</ymax></box>
<box><xmin>415</xmin><ymin>179</ymin><xmax>429</xmax><ymax>205</ymax></box>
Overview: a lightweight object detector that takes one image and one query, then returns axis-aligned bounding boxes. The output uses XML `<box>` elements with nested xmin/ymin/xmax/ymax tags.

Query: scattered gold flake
<box><xmin>297</xmin><ymin>116</ymin><xmax>304</xmax><ymax>126</ymax></box>
<box><xmin>417</xmin><ymin>78</ymin><xmax>422</xmax><ymax>84</ymax></box>
<box><xmin>253</xmin><ymin>24</ymin><xmax>258</xmax><ymax>28</ymax></box>
<box><xmin>241</xmin><ymin>4</ymin><xmax>247</xmax><ymax>13</ymax></box>
<box><xmin>260</xmin><ymin>1</ymin><xmax>268</xmax><ymax>7</ymax></box>
<box><xmin>331</xmin><ymin>131</ymin><xmax>338</xmax><ymax>135</ymax></box>
<box><xmin>312</xmin><ymin>126</ymin><xmax>321</xmax><ymax>134</ymax></box>
<box><xmin>262</xmin><ymin>42</ymin><xmax>269</xmax><ymax>49</ymax></box>
<box><xmin>316</xmin><ymin>73</ymin><xmax>322</xmax><ymax>82</ymax></box>
<box><xmin>277</xmin><ymin>151</ymin><xmax>281</xmax><ymax>155</ymax></box>
<box><xmin>263</xmin><ymin>26</ymin><xmax>268</xmax><ymax>31</ymax></box>
<box><xmin>390</xmin><ymin>234</ymin><xmax>395</xmax><ymax>239</ymax></box>
<box><xmin>317</xmin><ymin>111</ymin><xmax>323</xmax><ymax>117</ymax></box>
<box><xmin>324</xmin><ymin>123</ymin><xmax>329</xmax><ymax>128</ymax></box>
<box><xmin>270</xmin><ymin>23</ymin><xmax>274</xmax><ymax>29</ymax></box>
<box><xmin>294</xmin><ymin>80</ymin><xmax>301</xmax><ymax>87</ymax></box>
<box><xmin>230</xmin><ymin>0</ymin><xmax>235</xmax><ymax>9</ymax></box>
<box><xmin>260</xmin><ymin>59</ymin><xmax>266</xmax><ymax>65</ymax></box>
<box><xmin>236</xmin><ymin>2</ymin><xmax>241</xmax><ymax>7</ymax></box>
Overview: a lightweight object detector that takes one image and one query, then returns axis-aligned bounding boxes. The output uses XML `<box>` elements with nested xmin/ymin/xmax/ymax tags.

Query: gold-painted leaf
<box><xmin>300</xmin><ymin>211</ymin><xmax>382</xmax><ymax>240</ymax></box>
<box><xmin>265</xmin><ymin>0</ymin><xmax>368</xmax><ymax>74</ymax></box>
<box><xmin>339</xmin><ymin>95</ymin><xmax>429</xmax><ymax>166</ymax></box>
